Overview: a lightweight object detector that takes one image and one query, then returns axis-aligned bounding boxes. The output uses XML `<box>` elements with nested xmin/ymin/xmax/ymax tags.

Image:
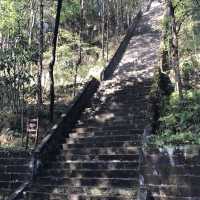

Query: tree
<box><xmin>49</xmin><ymin>0</ymin><xmax>63</xmax><ymax>122</ymax></box>
<box><xmin>167</xmin><ymin>0</ymin><xmax>183</xmax><ymax>99</ymax></box>
<box><xmin>37</xmin><ymin>0</ymin><xmax>44</xmax><ymax>106</ymax></box>
<box><xmin>163</xmin><ymin>0</ymin><xmax>200</xmax><ymax>99</ymax></box>
<box><xmin>101</xmin><ymin>0</ymin><xmax>105</xmax><ymax>59</ymax></box>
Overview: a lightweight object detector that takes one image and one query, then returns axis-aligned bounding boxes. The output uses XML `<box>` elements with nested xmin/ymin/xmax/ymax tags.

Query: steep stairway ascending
<box><xmin>24</xmin><ymin>81</ymin><xmax>152</xmax><ymax>200</ymax></box>
<box><xmin>20</xmin><ymin>2</ymin><xmax>162</xmax><ymax>200</ymax></box>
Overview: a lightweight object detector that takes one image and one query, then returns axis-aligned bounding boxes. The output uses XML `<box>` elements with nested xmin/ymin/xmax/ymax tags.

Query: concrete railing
<box><xmin>100</xmin><ymin>10</ymin><xmax>142</xmax><ymax>81</ymax></box>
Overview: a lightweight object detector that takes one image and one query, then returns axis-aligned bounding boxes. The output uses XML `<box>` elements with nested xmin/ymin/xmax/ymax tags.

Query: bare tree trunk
<box><xmin>120</xmin><ymin>0</ymin><xmax>123</xmax><ymax>33</ymax></box>
<box><xmin>116</xmin><ymin>0</ymin><xmax>119</xmax><ymax>41</ymax></box>
<box><xmin>106</xmin><ymin>1</ymin><xmax>109</xmax><ymax>62</ymax></box>
<box><xmin>73</xmin><ymin>64</ymin><xmax>78</xmax><ymax>97</ymax></box>
<box><xmin>49</xmin><ymin>0</ymin><xmax>63</xmax><ymax>122</ymax></box>
<box><xmin>101</xmin><ymin>0</ymin><xmax>105</xmax><ymax>59</ymax></box>
<box><xmin>168</xmin><ymin>0</ymin><xmax>183</xmax><ymax>99</ymax></box>
<box><xmin>79</xmin><ymin>0</ymin><xmax>84</xmax><ymax>65</ymax></box>
<box><xmin>38</xmin><ymin>0</ymin><xmax>44</xmax><ymax>106</ymax></box>
<box><xmin>173</xmin><ymin>32</ymin><xmax>183</xmax><ymax>98</ymax></box>
<box><xmin>73</xmin><ymin>0</ymin><xmax>84</xmax><ymax>96</ymax></box>
<box><xmin>29</xmin><ymin>0</ymin><xmax>36</xmax><ymax>45</ymax></box>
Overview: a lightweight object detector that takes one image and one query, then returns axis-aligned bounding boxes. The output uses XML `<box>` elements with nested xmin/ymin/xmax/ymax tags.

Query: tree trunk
<box><xmin>73</xmin><ymin>64</ymin><xmax>78</xmax><ymax>97</ymax></box>
<box><xmin>168</xmin><ymin>0</ymin><xmax>183</xmax><ymax>99</ymax></box>
<box><xmin>49</xmin><ymin>0</ymin><xmax>63</xmax><ymax>122</ymax></box>
<box><xmin>38</xmin><ymin>0</ymin><xmax>44</xmax><ymax>106</ymax></box>
<box><xmin>173</xmin><ymin>32</ymin><xmax>183</xmax><ymax>98</ymax></box>
<box><xmin>79</xmin><ymin>0</ymin><xmax>84</xmax><ymax>65</ymax></box>
<box><xmin>101</xmin><ymin>0</ymin><xmax>105</xmax><ymax>59</ymax></box>
<box><xmin>29</xmin><ymin>0</ymin><xmax>36</xmax><ymax>45</ymax></box>
<box><xmin>106</xmin><ymin>1</ymin><xmax>109</xmax><ymax>62</ymax></box>
<box><xmin>116</xmin><ymin>0</ymin><xmax>119</xmax><ymax>41</ymax></box>
<box><xmin>73</xmin><ymin>0</ymin><xmax>84</xmax><ymax>96</ymax></box>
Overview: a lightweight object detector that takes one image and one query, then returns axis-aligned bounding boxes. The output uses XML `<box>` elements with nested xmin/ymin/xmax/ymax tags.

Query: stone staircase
<box><xmin>21</xmin><ymin>80</ymin><xmax>151</xmax><ymax>200</ymax></box>
<box><xmin>3</xmin><ymin>2</ymin><xmax>163</xmax><ymax>200</ymax></box>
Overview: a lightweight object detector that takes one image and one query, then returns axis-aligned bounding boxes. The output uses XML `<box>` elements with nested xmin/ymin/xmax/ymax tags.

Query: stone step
<box><xmin>21</xmin><ymin>192</ymin><xmax>68</xmax><ymax>200</ymax></box>
<box><xmin>0</xmin><ymin>158</ymin><xmax>29</xmax><ymax>165</ymax></box>
<box><xmin>143</xmin><ymin>174</ymin><xmax>200</xmax><ymax>186</ymax></box>
<box><xmin>152</xmin><ymin>195</ymin><xmax>194</xmax><ymax>200</ymax></box>
<box><xmin>75</xmin><ymin>120</ymin><xmax>147</xmax><ymax>130</ymax></box>
<box><xmin>41</xmin><ymin>169</ymin><xmax>139</xmax><ymax>179</ymax></box>
<box><xmin>97</xmin><ymin>97</ymin><xmax>149</xmax><ymax>105</ymax></box>
<box><xmin>94</xmin><ymin>106</ymin><xmax>148</xmax><ymax>116</ymax></box>
<box><xmin>0</xmin><ymin>150</ymin><xmax>31</xmax><ymax>158</ymax></box>
<box><xmin>72</xmin><ymin>125</ymin><xmax>145</xmax><ymax>134</ymax></box>
<box><xmin>69</xmin><ymin>186</ymin><xmax>138</xmax><ymax>197</ymax></box>
<box><xmin>0</xmin><ymin>172</ymin><xmax>30</xmax><ymax>182</ymax></box>
<box><xmin>76</xmin><ymin>116</ymin><xmax>148</xmax><ymax>126</ymax></box>
<box><xmin>143</xmin><ymin>156</ymin><xmax>200</xmax><ymax>166</ymax></box>
<box><xmin>81</xmin><ymin>107</ymin><xmax>149</xmax><ymax>117</ymax></box>
<box><xmin>70</xmin><ymin>169</ymin><xmax>139</xmax><ymax>179</ymax></box>
<box><xmin>64</xmin><ymin>141</ymin><xmax>141</xmax><ymax>149</ymax></box>
<box><xmin>0</xmin><ymin>164</ymin><xmax>31</xmax><ymax>174</ymax></box>
<box><xmin>106</xmin><ymin>94</ymin><xmax>150</xmax><ymax>103</ymax></box>
<box><xmin>148</xmin><ymin>184</ymin><xmax>200</xmax><ymax>198</ymax></box>
<box><xmin>93</xmin><ymin>100</ymin><xmax>149</xmax><ymax>109</ymax></box>
<box><xmin>98</xmin><ymin>95</ymin><xmax>150</xmax><ymax>104</ymax></box>
<box><xmin>44</xmin><ymin>161</ymin><xmax>139</xmax><ymax>170</ymax></box>
<box><xmin>0</xmin><ymin>180</ymin><xmax>23</xmax><ymax>190</ymax></box>
<box><xmin>65</xmin><ymin>147</ymin><xmax>139</xmax><ymax>155</ymax></box>
<box><xmin>24</xmin><ymin>191</ymin><xmax>135</xmax><ymax>200</ymax></box>
<box><xmin>35</xmin><ymin>177</ymin><xmax>138</xmax><ymax>188</ymax></box>
<box><xmin>81</xmin><ymin>105</ymin><xmax>149</xmax><ymax>116</ymax></box>
<box><xmin>69</xmin><ymin>194</ymin><xmax>135</xmax><ymax>200</ymax></box>
<box><xmin>74</xmin><ymin>119</ymin><xmax>147</xmax><ymax>130</ymax></box>
<box><xmin>56</xmin><ymin>154</ymin><xmax>139</xmax><ymax>161</ymax></box>
<box><xmin>67</xmin><ymin>135</ymin><xmax>141</xmax><ymax>144</ymax></box>
<box><xmin>99</xmin><ymin>83</ymin><xmax>151</xmax><ymax>90</ymax></box>
<box><xmin>104</xmin><ymin>88</ymin><xmax>150</xmax><ymax>96</ymax></box>
<box><xmin>70</xmin><ymin>128</ymin><xmax>143</xmax><ymax>136</ymax></box>
<box><xmin>141</xmin><ymin>165</ymin><xmax>200</xmax><ymax>176</ymax></box>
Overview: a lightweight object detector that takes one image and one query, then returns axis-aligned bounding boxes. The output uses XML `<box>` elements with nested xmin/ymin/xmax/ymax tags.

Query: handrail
<box><xmin>7</xmin><ymin>9</ymin><xmax>143</xmax><ymax>200</ymax></box>
<box><xmin>6</xmin><ymin>77</ymin><xmax>100</xmax><ymax>200</ymax></box>
<box><xmin>100</xmin><ymin>10</ymin><xmax>142</xmax><ymax>81</ymax></box>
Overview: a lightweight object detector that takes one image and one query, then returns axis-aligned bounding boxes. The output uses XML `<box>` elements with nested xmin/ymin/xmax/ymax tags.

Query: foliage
<box><xmin>149</xmin><ymin>90</ymin><xmax>200</xmax><ymax>146</ymax></box>
<box><xmin>0</xmin><ymin>0</ymin><xmax>26</xmax><ymax>34</ymax></box>
<box><xmin>61</xmin><ymin>0</ymin><xmax>80</xmax><ymax>23</ymax></box>
<box><xmin>0</xmin><ymin>0</ymin><xmax>144</xmax><ymax>141</ymax></box>
<box><xmin>44</xmin><ymin>28</ymin><xmax>102</xmax><ymax>86</ymax></box>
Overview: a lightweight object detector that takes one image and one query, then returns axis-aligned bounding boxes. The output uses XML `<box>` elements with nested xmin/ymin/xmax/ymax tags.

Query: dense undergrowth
<box><xmin>148</xmin><ymin>90</ymin><xmax>200</xmax><ymax>147</ymax></box>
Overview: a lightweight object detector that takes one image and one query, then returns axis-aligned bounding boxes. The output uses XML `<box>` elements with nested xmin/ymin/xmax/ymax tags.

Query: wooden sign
<box><xmin>25</xmin><ymin>118</ymin><xmax>39</xmax><ymax>149</ymax></box>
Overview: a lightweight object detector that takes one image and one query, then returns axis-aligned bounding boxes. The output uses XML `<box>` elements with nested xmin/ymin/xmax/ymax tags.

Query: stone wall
<box><xmin>142</xmin><ymin>145</ymin><xmax>200</xmax><ymax>200</ymax></box>
<box><xmin>0</xmin><ymin>150</ymin><xmax>31</xmax><ymax>200</ymax></box>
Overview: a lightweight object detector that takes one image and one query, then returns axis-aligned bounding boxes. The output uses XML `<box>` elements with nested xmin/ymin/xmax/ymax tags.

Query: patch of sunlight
<box><xmin>95</xmin><ymin>113</ymin><xmax>114</xmax><ymax>123</ymax></box>
<box><xmin>117</xmin><ymin>189</ymin><xmax>134</xmax><ymax>196</ymax></box>
<box><xmin>160</xmin><ymin>190</ymin><xmax>167</xmax><ymax>197</ymax></box>
<box><xmin>69</xmin><ymin>194</ymin><xmax>79</xmax><ymax>200</ymax></box>
<box><xmin>52</xmin><ymin>124</ymin><xmax>58</xmax><ymax>130</ymax></box>
<box><xmin>90</xmin><ymin>188</ymin><xmax>102</xmax><ymax>195</ymax></box>
<box><xmin>112</xmin><ymin>160</ymin><xmax>121</xmax><ymax>162</ymax></box>
<box><xmin>87</xmin><ymin>66</ymin><xmax>103</xmax><ymax>80</ymax></box>
<box><xmin>103</xmin><ymin>87</ymin><xmax>118</xmax><ymax>95</ymax></box>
